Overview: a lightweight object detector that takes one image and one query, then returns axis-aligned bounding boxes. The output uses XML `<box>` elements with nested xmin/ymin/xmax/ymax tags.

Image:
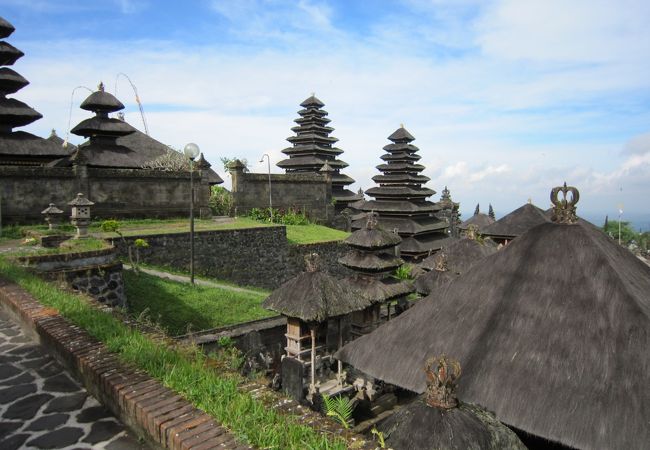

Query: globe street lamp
<box><xmin>259</xmin><ymin>153</ymin><xmax>273</xmax><ymax>222</ymax></box>
<box><xmin>184</xmin><ymin>143</ymin><xmax>200</xmax><ymax>284</ymax></box>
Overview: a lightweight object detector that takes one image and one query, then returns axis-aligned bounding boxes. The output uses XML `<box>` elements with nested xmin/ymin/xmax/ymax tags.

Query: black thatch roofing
<box><xmin>0</xmin><ymin>17</ymin><xmax>15</xmax><ymax>38</ymax></box>
<box><xmin>338</xmin><ymin>251</ymin><xmax>403</xmax><ymax>273</ymax></box>
<box><xmin>380</xmin><ymin>397</ymin><xmax>526</xmax><ymax>450</ymax></box>
<box><xmin>0</xmin><ymin>41</ymin><xmax>23</xmax><ymax>66</ymax></box>
<box><xmin>0</xmin><ymin>97</ymin><xmax>41</xmax><ymax>128</ymax></box>
<box><xmin>419</xmin><ymin>237</ymin><xmax>498</xmax><ymax>272</ymax></box>
<box><xmin>388</xmin><ymin>126</ymin><xmax>415</xmax><ymax>142</ymax></box>
<box><xmin>459</xmin><ymin>212</ymin><xmax>495</xmax><ymax>231</ymax></box>
<box><xmin>263</xmin><ymin>270</ymin><xmax>374</xmax><ymax>322</ymax></box>
<box><xmin>481</xmin><ymin>202</ymin><xmax>549</xmax><ymax>238</ymax></box>
<box><xmin>337</xmin><ymin>220</ymin><xmax>650</xmax><ymax>450</ymax></box>
<box><xmin>80</xmin><ymin>86</ymin><xmax>124</xmax><ymax>113</ymax></box>
<box><xmin>0</xmin><ymin>130</ymin><xmax>71</xmax><ymax>157</ymax></box>
<box><xmin>343</xmin><ymin>275</ymin><xmax>413</xmax><ymax>303</ymax></box>
<box><xmin>0</xmin><ymin>67</ymin><xmax>28</xmax><ymax>95</ymax></box>
<box><xmin>344</xmin><ymin>225</ymin><xmax>402</xmax><ymax>250</ymax></box>
<box><xmin>413</xmin><ymin>267</ymin><xmax>458</xmax><ymax>296</ymax></box>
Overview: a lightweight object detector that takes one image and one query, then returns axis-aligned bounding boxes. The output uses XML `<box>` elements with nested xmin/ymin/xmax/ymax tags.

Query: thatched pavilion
<box><xmin>337</xmin><ymin>184</ymin><xmax>650</xmax><ymax>449</ymax></box>
<box><xmin>263</xmin><ymin>254</ymin><xmax>374</xmax><ymax>400</ymax></box>
<box><xmin>481</xmin><ymin>201</ymin><xmax>549</xmax><ymax>245</ymax></box>
<box><xmin>339</xmin><ymin>213</ymin><xmax>414</xmax><ymax>335</ymax></box>
<box><xmin>378</xmin><ymin>355</ymin><xmax>526</xmax><ymax>450</ymax></box>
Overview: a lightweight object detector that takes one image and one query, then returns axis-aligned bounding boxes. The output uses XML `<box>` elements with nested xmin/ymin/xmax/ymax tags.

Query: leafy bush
<box><xmin>247</xmin><ymin>207</ymin><xmax>310</xmax><ymax>225</ymax></box>
<box><xmin>322</xmin><ymin>393</ymin><xmax>354</xmax><ymax>429</ymax></box>
<box><xmin>209</xmin><ymin>186</ymin><xmax>233</xmax><ymax>216</ymax></box>
<box><xmin>393</xmin><ymin>264</ymin><xmax>414</xmax><ymax>280</ymax></box>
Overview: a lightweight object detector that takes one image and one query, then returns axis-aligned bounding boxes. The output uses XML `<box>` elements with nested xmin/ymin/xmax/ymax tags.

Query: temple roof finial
<box><xmin>424</xmin><ymin>355</ymin><xmax>461</xmax><ymax>409</ymax></box>
<box><xmin>550</xmin><ymin>182</ymin><xmax>579</xmax><ymax>224</ymax></box>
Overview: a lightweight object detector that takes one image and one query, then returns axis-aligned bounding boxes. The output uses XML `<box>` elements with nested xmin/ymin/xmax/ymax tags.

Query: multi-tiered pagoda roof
<box><xmin>277</xmin><ymin>95</ymin><xmax>362</xmax><ymax>210</ymax></box>
<box><xmin>0</xmin><ymin>16</ymin><xmax>70</xmax><ymax>164</ymax></box>
<box><xmin>355</xmin><ymin>126</ymin><xmax>448</xmax><ymax>259</ymax></box>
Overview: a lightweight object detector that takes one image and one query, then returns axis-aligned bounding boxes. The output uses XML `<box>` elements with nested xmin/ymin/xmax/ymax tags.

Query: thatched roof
<box><xmin>481</xmin><ymin>202</ymin><xmax>548</xmax><ymax>239</ymax></box>
<box><xmin>459</xmin><ymin>212</ymin><xmax>495</xmax><ymax>231</ymax></box>
<box><xmin>343</xmin><ymin>275</ymin><xmax>413</xmax><ymax>303</ymax></box>
<box><xmin>263</xmin><ymin>270</ymin><xmax>374</xmax><ymax>322</ymax></box>
<box><xmin>413</xmin><ymin>268</ymin><xmax>458</xmax><ymax>296</ymax></box>
<box><xmin>380</xmin><ymin>398</ymin><xmax>526</xmax><ymax>450</ymax></box>
<box><xmin>419</xmin><ymin>238</ymin><xmax>498</xmax><ymax>273</ymax></box>
<box><xmin>338</xmin><ymin>251</ymin><xmax>403</xmax><ymax>273</ymax></box>
<box><xmin>337</xmin><ymin>220</ymin><xmax>650</xmax><ymax>450</ymax></box>
<box><xmin>0</xmin><ymin>130</ymin><xmax>71</xmax><ymax>157</ymax></box>
<box><xmin>344</xmin><ymin>225</ymin><xmax>401</xmax><ymax>250</ymax></box>
<box><xmin>0</xmin><ymin>16</ymin><xmax>16</xmax><ymax>38</ymax></box>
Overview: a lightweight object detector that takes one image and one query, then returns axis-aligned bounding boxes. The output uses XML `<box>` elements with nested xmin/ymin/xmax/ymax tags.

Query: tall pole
<box><xmin>184</xmin><ymin>143</ymin><xmax>200</xmax><ymax>285</ymax></box>
<box><xmin>190</xmin><ymin>159</ymin><xmax>195</xmax><ymax>284</ymax></box>
<box><xmin>260</xmin><ymin>154</ymin><xmax>272</xmax><ymax>222</ymax></box>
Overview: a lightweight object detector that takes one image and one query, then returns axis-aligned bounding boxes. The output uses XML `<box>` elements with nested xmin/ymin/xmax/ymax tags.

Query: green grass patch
<box><xmin>0</xmin><ymin>259</ymin><xmax>346</xmax><ymax>449</ymax></box>
<box><xmin>8</xmin><ymin>238</ymin><xmax>110</xmax><ymax>257</ymax></box>
<box><xmin>5</xmin><ymin>217</ymin><xmax>348</xmax><ymax>245</ymax></box>
<box><xmin>285</xmin><ymin>224</ymin><xmax>349</xmax><ymax>244</ymax></box>
<box><xmin>124</xmin><ymin>271</ymin><xmax>274</xmax><ymax>336</ymax></box>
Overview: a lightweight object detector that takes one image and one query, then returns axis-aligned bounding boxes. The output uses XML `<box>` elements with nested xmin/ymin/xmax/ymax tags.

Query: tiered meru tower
<box><xmin>277</xmin><ymin>95</ymin><xmax>362</xmax><ymax>212</ymax></box>
<box><xmin>0</xmin><ymin>16</ymin><xmax>68</xmax><ymax>164</ymax></box>
<box><xmin>354</xmin><ymin>126</ymin><xmax>448</xmax><ymax>260</ymax></box>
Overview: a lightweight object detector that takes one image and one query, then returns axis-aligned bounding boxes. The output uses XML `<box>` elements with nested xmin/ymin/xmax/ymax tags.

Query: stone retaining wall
<box><xmin>16</xmin><ymin>248</ymin><xmax>126</xmax><ymax>308</ymax></box>
<box><xmin>116</xmin><ymin>227</ymin><xmax>350</xmax><ymax>289</ymax></box>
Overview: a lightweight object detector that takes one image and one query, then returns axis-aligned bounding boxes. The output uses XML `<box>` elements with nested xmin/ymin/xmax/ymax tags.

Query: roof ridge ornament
<box><xmin>466</xmin><ymin>224</ymin><xmax>478</xmax><ymax>241</ymax></box>
<box><xmin>304</xmin><ymin>252</ymin><xmax>321</xmax><ymax>273</ymax></box>
<box><xmin>424</xmin><ymin>355</ymin><xmax>461</xmax><ymax>409</ymax></box>
<box><xmin>551</xmin><ymin>182</ymin><xmax>579</xmax><ymax>224</ymax></box>
<box><xmin>365</xmin><ymin>211</ymin><xmax>378</xmax><ymax>230</ymax></box>
<box><xmin>434</xmin><ymin>250</ymin><xmax>448</xmax><ymax>272</ymax></box>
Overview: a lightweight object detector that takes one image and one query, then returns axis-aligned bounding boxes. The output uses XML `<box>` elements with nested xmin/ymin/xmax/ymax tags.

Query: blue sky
<box><xmin>3</xmin><ymin>0</ymin><xmax>650</xmax><ymax>227</ymax></box>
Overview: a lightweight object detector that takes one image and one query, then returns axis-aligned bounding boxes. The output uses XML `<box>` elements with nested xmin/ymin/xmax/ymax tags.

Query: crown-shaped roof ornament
<box><xmin>424</xmin><ymin>355</ymin><xmax>461</xmax><ymax>409</ymax></box>
<box><xmin>550</xmin><ymin>182</ymin><xmax>579</xmax><ymax>224</ymax></box>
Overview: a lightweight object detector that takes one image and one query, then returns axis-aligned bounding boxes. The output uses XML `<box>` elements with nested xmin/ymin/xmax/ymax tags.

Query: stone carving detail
<box><xmin>551</xmin><ymin>182</ymin><xmax>580</xmax><ymax>224</ymax></box>
<box><xmin>424</xmin><ymin>355</ymin><xmax>461</xmax><ymax>409</ymax></box>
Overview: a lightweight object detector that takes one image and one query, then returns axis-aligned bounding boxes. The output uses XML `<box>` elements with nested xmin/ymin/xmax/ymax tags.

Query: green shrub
<box><xmin>209</xmin><ymin>186</ymin><xmax>233</xmax><ymax>216</ymax></box>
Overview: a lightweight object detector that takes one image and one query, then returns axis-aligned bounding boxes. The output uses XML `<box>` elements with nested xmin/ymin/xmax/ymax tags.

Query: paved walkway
<box><xmin>0</xmin><ymin>309</ymin><xmax>148</xmax><ymax>450</ymax></box>
<box><xmin>125</xmin><ymin>265</ymin><xmax>265</xmax><ymax>296</ymax></box>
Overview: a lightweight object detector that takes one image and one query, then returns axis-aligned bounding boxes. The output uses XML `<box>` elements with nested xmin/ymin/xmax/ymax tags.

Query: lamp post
<box><xmin>618</xmin><ymin>203</ymin><xmax>624</xmax><ymax>246</ymax></box>
<box><xmin>259</xmin><ymin>153</ymin><xmax>272</xmax><ymax>222</ymax></box>
<box><xmin>184</xmin><ymin>143</ymin><xmax>200</xmax><ymax>284</ymax></box>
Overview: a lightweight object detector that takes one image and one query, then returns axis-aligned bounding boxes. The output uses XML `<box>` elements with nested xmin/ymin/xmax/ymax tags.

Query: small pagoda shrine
<box><xmin>276</xmin><ymin>95</ymin><xmax>362</xmax><ymax>213</ymax></box>
<box><xmin>0</xmin><ymin>16</ymin><xmax>69</xmax><ymax>165</ymax></box>
<box><xmin>436</xmin><ymin>186</ymin><xmax>460</xmax><ymax>238</ymax></box>
<box><xmin>481</xmin><ymin>200</ymin><xmax>549</xmax><ymax>245</ymax></box>
<box><xmin>354</xmin><ymin>126</ymin><xmax>448</xmax><ymax>260</ymax></box>
<box><xmin>262</xmin><ymin>254</ymin><xmax>374</xmax><ymax>401</ymax></box>
<box><xmin>339</xmin><ymin>212</ymin><xmax>414</xmax><ymax>335</ymax></box>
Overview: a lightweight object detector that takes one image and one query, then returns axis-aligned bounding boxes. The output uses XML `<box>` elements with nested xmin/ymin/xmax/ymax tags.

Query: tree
<box><xmin>141</xmin><ymin>147</ymin><xmax>190</xmax><ymax>171</ymax></box>
<box><xmin>602</xmin><ymin>220</ymin><xmax>638</xmax><ymax>245</ymax></box>
<box><xmin>209</xmin><ymin>186</ymin><xmax>233</xmax><ymax>216</ymax></box>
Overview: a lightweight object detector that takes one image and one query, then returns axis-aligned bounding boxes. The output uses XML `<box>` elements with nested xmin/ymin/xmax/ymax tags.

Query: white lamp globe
<box><xmin>183</xmin><ymin>143</ymin><xmax>200</xmax><ymax>160</ymax></box>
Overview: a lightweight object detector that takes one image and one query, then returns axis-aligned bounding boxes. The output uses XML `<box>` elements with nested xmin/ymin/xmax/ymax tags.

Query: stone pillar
<box><xmin>227</xmin><ymin>160</ymin><xmax>247</xmax><ymax>216</ymax></box>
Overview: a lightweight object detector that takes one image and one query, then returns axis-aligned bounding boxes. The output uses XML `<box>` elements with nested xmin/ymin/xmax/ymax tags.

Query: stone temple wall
<box><xmin>229</xmin><ymin>168</ymin><xmax>335</xmax><ymax>224</ymax></box>
<box><xmin>0</xmin><ymin>165</ymin><xmax>211</xmax><ymax>224</ymax></box>
<box><xmin>116</xmin><ymin>227</ymin><xmax>350</xmax><ymax>289</ymax></box>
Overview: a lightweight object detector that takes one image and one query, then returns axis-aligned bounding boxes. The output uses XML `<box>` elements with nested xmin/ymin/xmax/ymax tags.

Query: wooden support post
<box><xmin>310</xmin><ymin>326</ymin><xmax>316</xmax><ymax>389</ymax></box>
<box><xmin>337</xmin><ymin>317</ymin><xmax>343</xmax><ymax>382</ymax></box>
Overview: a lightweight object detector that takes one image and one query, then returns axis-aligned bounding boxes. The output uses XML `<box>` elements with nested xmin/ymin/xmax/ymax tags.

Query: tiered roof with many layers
<box><xmin>354</xmin><ymin>126</ymin><xmax>448</xmax><ymax>259</ymax></box>
<box><xmin>277</xmin><ymin>95</ymin><xmax>361</xmax><ymax>210</ymax></box>
<box><xmin>0</xmin><ymin>16</ymin><xmax>70</xmax><ymax>164</ymax></box>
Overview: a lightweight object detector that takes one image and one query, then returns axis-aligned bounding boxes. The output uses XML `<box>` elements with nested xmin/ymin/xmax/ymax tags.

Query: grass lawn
<box><xmin>0</xmin><ymin>258</ymin><xmax>347</xmax><ymax>449</ymax></box>
<box><xmin>124</xmin><ymin>270</ymin><xmax>274</xmax><ymax>336</ymax></box>
<box><xmin>5</xmin><ymin>217</ymin><xmax>349</xmax><ymax>245</ymax></box>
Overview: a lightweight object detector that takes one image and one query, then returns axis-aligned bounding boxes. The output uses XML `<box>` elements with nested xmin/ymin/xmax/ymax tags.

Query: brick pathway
<box><xmin>0</xmin><ymin>309</ymin><xmax>148</xmax><ymax>450</ymax></box>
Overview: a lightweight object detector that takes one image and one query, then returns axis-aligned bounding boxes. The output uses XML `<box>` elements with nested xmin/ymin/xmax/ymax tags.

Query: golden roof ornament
<box><xmin>424</xmin><ymin>355</ymin><xmax>461</xmax><ymax>409</ymax></box>
<box><xmin>550</xmin><ymin>182</ymin><xmax>579</xmax><ymax>224</ymax></box>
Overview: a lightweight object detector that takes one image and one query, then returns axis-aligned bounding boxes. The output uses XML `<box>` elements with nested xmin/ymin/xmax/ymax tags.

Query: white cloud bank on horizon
<box><xmin>7</xmin><ymin>0</ymin><xmax>650</xmax><ymax>219</ymax></box>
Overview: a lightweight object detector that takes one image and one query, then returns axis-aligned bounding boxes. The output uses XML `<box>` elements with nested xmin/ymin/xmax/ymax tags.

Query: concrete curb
<box><xmin>0</xmin><ymin>278</ymin><xmax>252</xmax><ymax>450</ymax></box>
